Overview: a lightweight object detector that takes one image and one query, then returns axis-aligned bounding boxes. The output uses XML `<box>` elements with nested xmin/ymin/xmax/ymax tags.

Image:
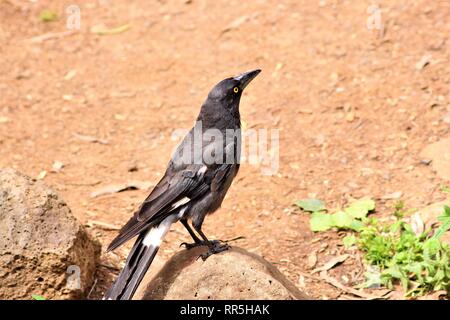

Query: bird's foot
<box><xmin>180</xmin><ymin>240</ymin><xmax>219</xmax><ymax>249</ymax></box>
<box><xmin>198</xmin><ymin>241</ymin><xmax>230</xmax><ymax>261</ymax></box>
<box><xmin>180</xmin><ymin>240</ymin><xmax>230</xmax><ymax>260</ymax></box>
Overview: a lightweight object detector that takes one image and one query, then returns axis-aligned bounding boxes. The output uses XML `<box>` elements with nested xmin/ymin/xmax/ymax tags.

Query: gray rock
<box><xmin>134</xmin><ymin>246</ymin><xmax>309</xmax><ymax>300</ymax></box>
<box><xmin>0</xmin><ymin>168</ymin><xmax>101</xmax><ymax>300</ymax></box>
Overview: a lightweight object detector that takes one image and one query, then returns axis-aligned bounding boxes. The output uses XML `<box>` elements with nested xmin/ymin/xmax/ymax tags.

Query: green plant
<box><xmin>392</xmin><ymin>200</ymin><xmax>417</xmax><ymax>219</ymax></box>
<box><xmin>355</xmin><ymin>206</ymin><xmax>450</xmax><ymax>297</ymax></box>
<box><xmin>296</xmin><ymin>197</ymin><xmax>450</xmax><ymax>297</ymax></box>
<box><xmin>295</xmin><ymin>198</ymin><xmax>374</xmax><ymax>232</ymax></box>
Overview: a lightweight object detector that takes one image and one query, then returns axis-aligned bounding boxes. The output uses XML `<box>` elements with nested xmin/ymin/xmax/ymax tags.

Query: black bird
<box><xmin>104</xmin><ymin>69</ymin><xmax>261</xmax><ymax>300</ymax></box>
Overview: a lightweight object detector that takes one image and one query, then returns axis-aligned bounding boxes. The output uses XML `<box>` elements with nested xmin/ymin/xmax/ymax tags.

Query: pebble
<box><xmin>442</xmin><ymin>113</ymin><xmax>450</xmax><ymax>124</ymax></box>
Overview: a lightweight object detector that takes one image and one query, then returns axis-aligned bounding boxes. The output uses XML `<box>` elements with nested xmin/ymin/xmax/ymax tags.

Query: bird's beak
<box><xmin>234</xmin><ymin>69</ymin><xmax>261</xmax><ymax>90</ymax></box>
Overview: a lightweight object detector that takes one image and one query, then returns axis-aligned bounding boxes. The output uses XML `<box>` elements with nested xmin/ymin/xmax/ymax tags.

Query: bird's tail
<box><xmin>103</xmin><ymin>216</ymin><xmax>175</xmax><ymax>300</ymax></box>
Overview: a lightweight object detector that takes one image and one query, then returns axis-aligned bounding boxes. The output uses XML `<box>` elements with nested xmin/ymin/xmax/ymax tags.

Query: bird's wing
<box><xmin>136</xmin><ymin>164</ymin><xmax>204</xmax><ymax>221</ymax></box>
<box><xmin>107</xmin><ymin>163</ymin><xmax>208</xmax><ymax>251</ymax></box>
<box><xmin>210</xmin><ymin>163</ymin><xmax>237</xmax><ymax>192</ymax></box>
<box><xmin>107</xmin><ymin>133</ymin><xmax>240</xmax><ymax>252</ymax></box>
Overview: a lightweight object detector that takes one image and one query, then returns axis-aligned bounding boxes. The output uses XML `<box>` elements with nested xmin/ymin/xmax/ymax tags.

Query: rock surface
<box><xmin>134</xmin><ymin>246</ymin><xmax>309</xmax><ymax>300</ymax></box>
<box><xmin>420</xmin><ymin>138</ymin><xmax>450</xmax><ymax>181</ymax></box>
<box><xmin>0</xmin><ymin>168</ymin><xmax>101</xmax><ymax>300</ymax></box>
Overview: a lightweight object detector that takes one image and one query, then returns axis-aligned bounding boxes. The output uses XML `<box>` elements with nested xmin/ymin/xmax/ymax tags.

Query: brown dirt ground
<box><xmin>0</xmin><ymin>0</ymin><xmax>449</xmax><ymax>300</ymax></box>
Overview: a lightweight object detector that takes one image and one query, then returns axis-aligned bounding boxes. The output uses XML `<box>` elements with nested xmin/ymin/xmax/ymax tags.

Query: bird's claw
<box><xmin>180</xmin><ymin>239</ymin><xmax>230</xmax><ymax>260</ymax></box>
<box><xmin>180</xmin><ymin>241</ymin><xmax>201</xmax><ymax>249</ymax></box>
<box><xmin>197</xmin><ymin>242</ymin><xmax>230</xmax><ymax>261</ymax></box>
<box><xmin>180</xmin><ymin>239</ymin><xmax>221</xmax><ymax>250</ymax></box>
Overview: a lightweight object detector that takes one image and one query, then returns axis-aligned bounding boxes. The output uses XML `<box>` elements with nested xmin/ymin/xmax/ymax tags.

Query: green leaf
<box><xmin>39</xmin><ymin>10</ymin><xmax>58</xmax><ymax>22</ymax></box>
<box><xmin>344</xmin><ymin>198</ymin><xmax>375</xmax><ymax>218</ymax></box>
<box><xmin>295</xmin><ymin>198</ymin><xmax>326</xmax><ymax>213</ymax></box>
<box><xmin>343</xmin><ymin>235</ymin><xmax>357</xmax><ymax>248</ymax></box>
<box><xmin>310</xmin><ymin>211</ymin><xmax>333</xmax><ymax>231</ymax></box>
<box><xmin>424</xmin><ymin>238</ymin><xmax>441</xmax><ymax>259</ymax></box>
<box><xmin>362</xmin><ymin>270</ymin><xmax>382</xmax><ymax>289</ymax></box>
<box><xmin>331</xmin><ymin>211</ymin><xmax>354</xmax><ymax>229</ymax></box>
<box><xmin>432</xmin><ymin>205</ymin><xmax>450</xmax><ymax>240</ymax></box>
<box><xmin>31</xmin><ymin>295</ymin><xmax>46</xmax><ymax>300</ymax></box>
<box><xmin>349</xmin><ymin>219</ymin><xmax>364</xmax><ymax>231</ymax></box>
<box><xmin>440</xmin><ymin>185</ymin><xmax>450</xmax><ymax>193</ymax></box>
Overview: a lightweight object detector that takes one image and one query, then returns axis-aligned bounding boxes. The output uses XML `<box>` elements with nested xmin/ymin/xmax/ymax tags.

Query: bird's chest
<box><xmin>208</xmin><ymin>164</ymin><xmax>239</xmax><ymax>212</ymax></box>
<box><xmin>200</xmin><ymin>131</ymin><xmax>240</xmax><ymax>164</ymax></box>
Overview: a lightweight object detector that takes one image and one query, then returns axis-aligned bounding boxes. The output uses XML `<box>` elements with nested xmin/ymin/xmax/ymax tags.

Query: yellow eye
<box><xmin>233</xmin><ymin>87</ymin><xmax>239</xmax><ymax>93</ymax></box>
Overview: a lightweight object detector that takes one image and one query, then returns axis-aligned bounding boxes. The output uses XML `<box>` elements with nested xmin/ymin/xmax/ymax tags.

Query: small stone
<box><xmin>345</xmin><ymin>112</ymin><xmax>355</xmax><ymax>122</ymax></box>
<box><xmin>307</xmin><ymin>251</ymin><xmax>318</xmax><ymax>269</ymax></box>
<box><xmin>114</xmin><ymin>114</ymin><xmax>127</xmax><ymax>121</ymax></box>
<box><xmin>415</xmin><ymin>53</ymin><xmax>432</xmax><ymax>70</ymax></box>
<box><xmin>381</xmin><ymin>191</ymin><xmax>403</xmax><ymax>200</ymax></box>
<box><xmin>128</xmin><ymin>163</ymin><xmax>139</xmax><ymax>172</ymax></box>
<box><xmin>64</xmin><ymin>70</ymin><xmax>77</xmax><ymax>81</ymax></box>
<box><xmin>51</xmin><ymin>161</ymin><xmax>64</xmax><ymax>172</ymax></box>
<box><xmin>37</xmin><ymin>170</ymin><xmax>47</xmax><ymax>180</ymax></box>
<box><xmin>225</xmin><ymin>221</ymin><xmax>234</xmax><ymax>228</ymax></box>
<box><xmin>0</xmin><ymin>117</ymin><xmax>9</xmax><ymax>124</ymax></box>
<box><xmin>361</xmin><ymin>168</ymin><xmax>374</xmax><ymax>176</ymax></box>
<box><xmin>258</xmin><ymin>210</ymin><xmax>270</xmax><ymax>217</ymax></box>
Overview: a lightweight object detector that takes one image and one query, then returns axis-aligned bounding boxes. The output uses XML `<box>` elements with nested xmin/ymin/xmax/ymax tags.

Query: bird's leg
<box><xmin>181</xmin><ymin>219</ymin><xmax>201</xmax><ymax>243</ymax></box>
<box><xmin>195</xmin><ymin>228</ymin><xmax>220</xmax><ymax>246</ymax></box>
<box><xmin>179</xmin><ymin>219</ymin><xmax>211</xmax><ymax>249</ymax></box>
<box><xmin>179</xmin><ymin>216</ymin><xmax>230</xmax><ymax>259</ymax></box>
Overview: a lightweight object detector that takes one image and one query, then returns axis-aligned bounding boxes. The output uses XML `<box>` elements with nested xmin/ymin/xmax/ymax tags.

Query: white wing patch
<box><xmin>198</xmin><ymin>165</ymin><xmax>207</xmax><ymax>175</ymax></box>
<box><xmin>142</xmin><ymin>216</ymin><xmax>175</xmax><ymax>247</ymax></box>
<box><xmin>170</xmin><ymin>197</ymin><xmax>190</xmax><ymax>211</ymax></box>
<box><xmin>142</xmin><ymin>224</ymin><xmax>167</xmax><ymax>247</ymax></box>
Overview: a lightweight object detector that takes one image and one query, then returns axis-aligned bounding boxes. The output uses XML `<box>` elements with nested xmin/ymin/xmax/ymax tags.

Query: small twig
<box><xmin>66</xmin><ymin>181</ymin><xmax>102</xmax><ymax>187</ymax></box>
<box><xmin>311</xmin><ymin>254</ymin><xmax>349</xmax><ymax>274</ymax></box>
<box><xmin>87</xmin><ymin>278</ymin><xmax>98</xmax><ymax>299</ymax></box>
<box><xmin>86</xmin><ymin>220</ymin><xmax>121</xmax><ymax>231</ymax></box>
<box><xmin>90</xmin><ymin>181</ymin><xmax>153</xmax><ymax>198</ymax></box>
<box><xmin>223</xmin><ymin>236</ymin><xmax>246</xmax><ymax>243</ymax></box>
<box><xmin>319</xmin><ymin>271</ymin><xmax>389</xmax><ymax>300</ymax></box>
<box><xmin>29</xmin><ymin>30</ymin><xmax>76</xmax><ymax>43</ymax></box>
<box><xmin>297</xmin><ymin>271</ymin><xmax>323</xmax><ymax>282</ymax></box>
<box><xmin>354</xmin><ymin>252</ymin><xmax>365</xmax><ymax>281</ymax></box>
<box><xmin>73</xmin><ymin>132</ymin><xmax>109</xmax><ymax>145</ymax></box>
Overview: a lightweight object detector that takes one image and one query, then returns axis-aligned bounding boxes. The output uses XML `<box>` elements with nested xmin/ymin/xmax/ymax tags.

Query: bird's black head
<box><xmin>207</xmin><ymin>69</ymin><xmax>261</xmax><ymax>107</ymax></box>
<box><xmin>199</xmin><ymin>69</ymin><xmax>261</xmax><ymax>128</ymax></box>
